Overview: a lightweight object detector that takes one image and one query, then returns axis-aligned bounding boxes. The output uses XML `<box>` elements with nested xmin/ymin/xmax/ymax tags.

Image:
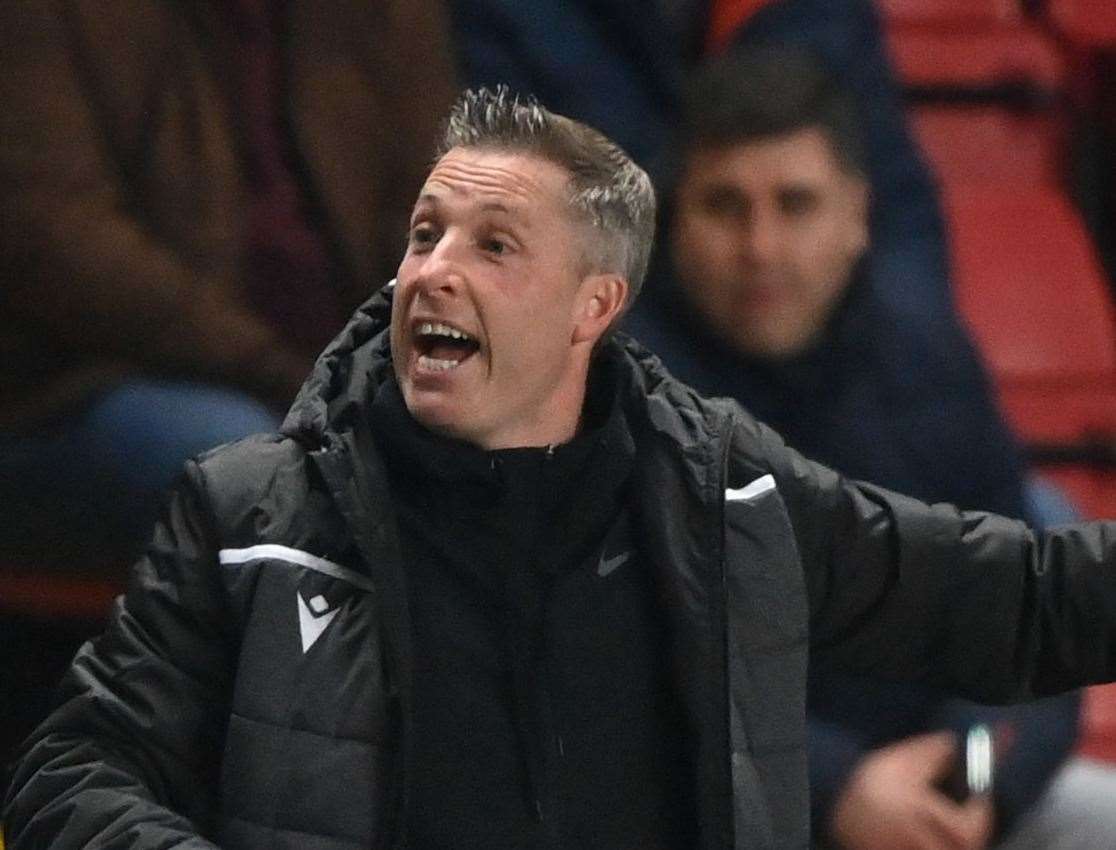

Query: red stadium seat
<box><xmin>946</xmin><ymin>186</ymin><xmax>1114</xmax><ymax>381</ymax></box>
<box><xmin>945</xmin><ymin>185</ymin><xmax>1116</xmax><ymax>518</ymax></box>
<box><xmin>910</xmin><ymin>107</ymin><xmax>1063</xmax><ymax>187</ymax></box>
<box><xmin>886</xmin><ymin>25</ymin><xmax>1064</xmax><ymax>92</ymax></box>
<box><xmin>1044</xmin><ymin>0</ymin><xmax>1116</xmax><ymax>51</ymax></box>
<box><xmin>884</xmin><ymin>16</ymin><xmax>1068</xmax><ymax>188</ymax></box>
<box><xmin>1079</xmin><ymin>683</ymin><xmax>1116</xmax><ymax>763</ymax></box>
<box><xmin>876</xmin><ymin>0</ymin><xmax>1024</xmax><ymax>28</ymax></box>
<box><xmin>0</xmin><ymin>564</ymin><xmax>122</xmax><ymax>622</ymax></box>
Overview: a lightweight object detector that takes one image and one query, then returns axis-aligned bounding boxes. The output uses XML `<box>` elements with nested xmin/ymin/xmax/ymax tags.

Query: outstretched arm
<box><xmin>739</xmin><ymin>418</ymin><xmax>1116</xmax><ymax>701</ymax></box>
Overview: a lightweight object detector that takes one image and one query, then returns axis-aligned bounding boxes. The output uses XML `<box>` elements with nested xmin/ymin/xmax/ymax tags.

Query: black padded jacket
<box><xmin>5</xmin><ymin>285</ymin><xmax>1116</xmax><ymax>850</ymax></box>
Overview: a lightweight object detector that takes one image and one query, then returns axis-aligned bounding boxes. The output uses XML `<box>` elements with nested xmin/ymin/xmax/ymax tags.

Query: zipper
<box><xmin>716</xmin><ymin>423</ymin><xmax>737</xmax><ymax>850</ymax></box>
<box><xmin>311</xmin><ymin>436</ymin><xmax>413</xmax><ymax>850</ymax></box>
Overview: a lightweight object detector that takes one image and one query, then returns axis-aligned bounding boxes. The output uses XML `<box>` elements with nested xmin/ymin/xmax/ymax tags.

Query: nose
<box><xmin>741</xmin><ymin>212</ymin><xmax>781</xmax><ymax>266</ymax></box>
<box><xmin>412</xmin><ymin>231</ymin><xmax>470</xmax><ymax>298</ymax></box>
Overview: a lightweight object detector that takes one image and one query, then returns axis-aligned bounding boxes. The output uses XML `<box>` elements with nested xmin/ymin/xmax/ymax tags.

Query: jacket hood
<box><xmin>280</xmin><ymin>282</ymin><xmax>738</xmax><ymax>463</ymax></box>
<box><xmin>279</xmin><ymin>283</ymin><xmax>395</xmax><ymax>448</ymax></box>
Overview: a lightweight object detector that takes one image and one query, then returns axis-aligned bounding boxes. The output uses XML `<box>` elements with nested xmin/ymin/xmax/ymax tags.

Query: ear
<box><xmin>846</xmin><ymin>176</ymin><xmax>871</xmax><ymax>258</ymax></box>
<box><xmin>572</xmin><ymin>273</ymin><xmax>629</xmax><ymax>346</ymax></box>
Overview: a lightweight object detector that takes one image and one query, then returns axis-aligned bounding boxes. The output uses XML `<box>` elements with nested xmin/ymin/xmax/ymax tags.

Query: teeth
<box><xmin>417</xmin><ymin>321</ymin><xmax>472</xmax><ymax>341</ymax></box>
<box><xmin>418</xmin><ymin>355</ymin><xmax>463</xmax><ymax>371</ymax></box>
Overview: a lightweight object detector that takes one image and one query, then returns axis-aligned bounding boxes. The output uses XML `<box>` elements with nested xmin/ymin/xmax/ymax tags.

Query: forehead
<box><xmin>684</xmin><ymin>127</ymin><xmax>853</xmax><ymax>190</ymax></box>
<box><xmin>418</xmin><ymin>147</ymin><xmax>573</xmax><ymax>220</ymax></box>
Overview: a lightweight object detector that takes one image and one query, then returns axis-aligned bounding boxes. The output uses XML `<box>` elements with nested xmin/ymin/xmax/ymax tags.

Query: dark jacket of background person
<box><xmin>448</xmin><ymin>0</ymin><xmax>688</xmax><ymax>174</ymax></box>
<box><xmin>0</xmin><ymin>0</ymin><xmax>456</xmax><ymax>431</ymax></box>
<box><xmin>624</xmin><ymin>259</ymin><xmax>1081</xmax><ymax>840</ymax></box>
<box><xmin>8</xmin><ymin>286</ymin><xmax>1116</xmax><ymax>850</ymax></box>
<box><xmin>448</xmin><ymin>0</ymin><xmax>952</xmax><ymax>319</ymax></box>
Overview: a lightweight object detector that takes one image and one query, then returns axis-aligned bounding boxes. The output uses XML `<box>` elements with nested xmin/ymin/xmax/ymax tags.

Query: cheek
<box><xmin>811</xmin><ymin>231</ymin><xmax>856</xmax><ymax>286</ymax></box>
<box><xmin>388</xmin><ymin>286</ymin><xmax>412</xmax><ymax>345</ymax></box>
<box><xmin>496</xmin><ymin>297</ymin><xmax>574</xmax><ymax>373</ymax></box>
<box><xmin>785</xmin><ymin>223</ymin><xmax>835</xmax><ymax>279</ymax></box>
<box><xmin>395</xmin><ymin>249</ymin><xmax>420</xmax><ymax>281</ymax></box>
<box><xmin>684</xmin><ymin>227</ymin><xmax>729</xmax><ymax>273</ymax></box>
<box><xmin>793</xmin><ymin>208</ymin><xmax>864</xmax><ymax>276</ymax></box>
<box><xmin>791</xmin><ymin>240</ymin><xmax>855</xmax><ymax>320</ymax></box>
<box><xmin>683</xmin><ymin>276</ymin><xmax>742</xmax><ymax>334</ymax></box>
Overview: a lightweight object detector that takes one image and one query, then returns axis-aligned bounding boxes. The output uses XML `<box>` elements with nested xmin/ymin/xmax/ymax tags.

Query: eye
<box><xmin>779</xmin><ymin>188</ymin><xmax>819</xmax><ymax>218</ymax></box>
<box><xmin>477</xmin><ymin>229</ymin><xmax>519</xmax><ymax>257</ymax></box>
<box><xmin>701</xmin><ymin>188</ymin><xmax>749</xmax><ymax>223</ymax></box>
<box><xmin>408</xmin><ymin>222</ymin><xmax>439</xmax><ymax>250</ymax></box>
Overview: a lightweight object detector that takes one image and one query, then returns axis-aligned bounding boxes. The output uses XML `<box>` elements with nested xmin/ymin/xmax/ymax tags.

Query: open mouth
<box><xmin>413</xmin><ymin>321</ymin><xmax>481</xmax><ymax>372</ymax></box>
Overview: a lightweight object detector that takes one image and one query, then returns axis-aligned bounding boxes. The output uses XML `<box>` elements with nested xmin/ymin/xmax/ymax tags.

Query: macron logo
<box><xmin>297</xmin><ymin>592</ymin><xmax>340</xmax><ymax>653</ymax></box>
<box><xmin>597</xmin><ymin>550</ymin><xmax>632</xmax><ymax>578</ymax></box>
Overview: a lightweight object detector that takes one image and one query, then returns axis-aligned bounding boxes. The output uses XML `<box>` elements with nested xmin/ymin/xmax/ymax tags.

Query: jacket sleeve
<box><xmin>0</xmin><ymin>3</ymin><xmax>307</xmax><ymax>403</ymax></box>
<box><xmin>739</xmin><ymin>418</ymin><xmax>1116</xmax><ymax>703</ymax></box>
<box><xmin>2</xmin><ymin>462</ymin><xmax>232</xmax><ymax>849</ymax></box>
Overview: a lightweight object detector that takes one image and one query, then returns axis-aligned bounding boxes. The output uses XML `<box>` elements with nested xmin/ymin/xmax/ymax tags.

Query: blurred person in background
<box><xmin>449</xmin><ymin>0</ymin><xmax>953</xmax><ymax>321</ymax></box>
<box><xmin>0</xmin><ymin>0</ymin><xmax>456</xmax><ymax>563</ymax></box>
<box><xmin>713</xmin><ymin>0</ymin><xmax>956</xmax><ymax>320</ymax></box>
<box><xmin>996</xmin><ymin>685</ymin><xmax>1116</xmax><ymax>850</ymax></box>
<box><xmin>0</xmin><ymin>0</ymin><xmax>455</xmax><ymax>767</ymax></box>
<box><xmin>624</xmin><ymin>48</ymin><xmax>1081</xmax><ymax>850</ymax></box>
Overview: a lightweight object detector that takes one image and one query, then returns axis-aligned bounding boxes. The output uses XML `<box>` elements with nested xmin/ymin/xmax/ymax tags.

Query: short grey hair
<box><xmin>438</xmin><ymin>87</ymin><xmax>657</xmax><ymax>308</ymax></box>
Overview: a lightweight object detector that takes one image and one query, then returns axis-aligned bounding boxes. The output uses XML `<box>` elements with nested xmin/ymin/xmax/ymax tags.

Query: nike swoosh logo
<box><xmin>597</xmin><ymin>551</ymin><xmax>632</xmax><ymax>578</ymax></box>
<box><xmin>297</xmin><ymin>592</ymin><xmax>340</xmax><ymax>653</ymax></box>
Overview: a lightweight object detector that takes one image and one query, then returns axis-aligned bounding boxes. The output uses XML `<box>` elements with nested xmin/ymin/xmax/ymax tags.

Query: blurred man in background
<box><xmin>0</xmin><ymin>0</ymin><xmax>456</xmax><ymax>562</ymax></box>
<box><xmin>0</xmin><ymin>0</ymin><xmax>456</xmax><ymax>764</ymax></box>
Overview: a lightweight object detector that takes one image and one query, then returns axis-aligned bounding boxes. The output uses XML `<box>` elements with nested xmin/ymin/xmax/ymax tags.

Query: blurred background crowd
<box><xmin>3</xmin><ymin>1</ymin><xmax>1116</xmax><ymax>848</ymax></box>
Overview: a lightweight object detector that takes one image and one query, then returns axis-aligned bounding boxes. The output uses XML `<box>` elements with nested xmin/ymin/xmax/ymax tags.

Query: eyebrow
<box><xmin>413</xmin><ymin>193</ymin><xmax>529</xmax><ymax>228</ymax></box>
<box><xmin>777</xmin><ymin>183</ymin><xmax>822</xmax><ymax>201</ymax></box>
